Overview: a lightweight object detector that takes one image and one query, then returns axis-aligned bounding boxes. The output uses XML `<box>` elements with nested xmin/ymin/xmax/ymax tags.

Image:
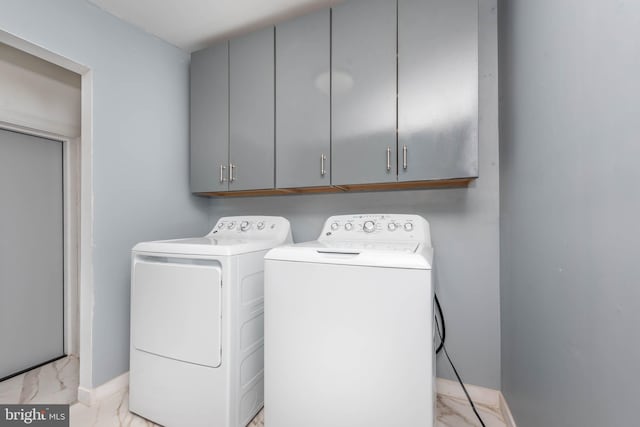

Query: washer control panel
<box><xmin>209</xmin><ymin>216</ymin><xmax>291</xmax><ymax>240</ymax></box>
<box><xmin>318</xmin><ymin>214</ymin><xmax>431</xmax><ymax>245</ymax></box>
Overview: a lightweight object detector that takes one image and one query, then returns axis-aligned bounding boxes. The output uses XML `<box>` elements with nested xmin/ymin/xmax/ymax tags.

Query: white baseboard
<box><xmin>436</xmin><ymin>378</ymin><xmax>517</xmax><ymax>427</ymax></box>
<box><xmin>74</xmin><ymin>373</ymin><xmax>516</xmax><ymax>426</ymax></box>
<box><xmin>77</xmin><ymin>372</ymin><xmax>129</xmax><ymax>407</ymax></box>
<box><xmin>499</xmin><ymin>391</ymin><xmax>518</xmax><ymax>427</ymax></box>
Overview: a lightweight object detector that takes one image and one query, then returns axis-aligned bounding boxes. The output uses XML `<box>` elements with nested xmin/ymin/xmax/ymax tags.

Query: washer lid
<box><xmin>316</xmin><ymin>241</ymin><xmax>419</xmax><ymax>253</ymax></box>
<box><xmin>265</xmin><ymin>240</ymin><xmax>432</xmax><ymax>270</ymax></box>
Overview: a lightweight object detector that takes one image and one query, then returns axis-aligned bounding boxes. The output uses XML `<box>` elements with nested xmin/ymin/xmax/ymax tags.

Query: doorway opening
<box><xmin>0</xmin><ymin>32</ymin><xmax>92</xmax><ymax>400</ymax></box>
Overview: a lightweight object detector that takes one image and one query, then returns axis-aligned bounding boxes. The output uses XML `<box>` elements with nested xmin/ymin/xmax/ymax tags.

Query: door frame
<box><xmin>0</xmin><ymin>29</ymin><xmax>94</xmax><ymax>390</ymax></box>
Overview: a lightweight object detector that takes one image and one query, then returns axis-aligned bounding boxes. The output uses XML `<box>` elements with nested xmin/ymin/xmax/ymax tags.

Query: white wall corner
<box><xmin>77</xmin><ymin>372</ymin><xmax>129</xmax><ymax>407</ymax></box>
<box><xmin>499</xmin><ymin>391</ymin><xmax>518</xmax><ymax>427</ymax></box>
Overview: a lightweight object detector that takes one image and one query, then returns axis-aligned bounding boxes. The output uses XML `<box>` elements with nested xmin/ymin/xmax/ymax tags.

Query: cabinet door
<box><xmin>276</xmin><ymin>9</ymin><xmax>330</xmax><ymax>188</ymax></box>
<box><xmin>190</xmin><ymin>42</ymin><xmax>229</xmax><ymax>193</ymax></box>
<box><xmin>331</xmin><ymin>0</ymin><xmax>397</xmax><ymax>186</ymax></box>
<box><xmin>398</xmin><ymin>0</ymin><xmax>478</xmax><ymax>181</ymax></box>
<box><xmin>229</xmin><ymin>27</ymin><xmax>275</xmax><ymax>191</ymax></box>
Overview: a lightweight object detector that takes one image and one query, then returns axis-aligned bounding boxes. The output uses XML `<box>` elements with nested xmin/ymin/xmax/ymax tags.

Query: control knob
<box><xmin>240</xmin><ymin>221</ymin><xmax>250</xmax><ymax>231</ymax></box>
<box><xmin>363</xmin><ymin>220</ymin><xmax>376</xmax><ymax>233</ymax></box>
<box><xmin>344</xmin><ymin>223</ymin><xmax>353</xmax><ymax>231</ymax></box>
<box><xmin>227</xmin><ymin>221</ymin><xmax>236</xmax><ymax>229</ymax></box>
<box><xmin>331</xmin><ymin>222</ymin><xmax>340</xmax><ymax>231</ymax></box>
<box><xmin>257</xmin><ymin>221</ymin><xmax>265</xmax><ymax>230</ymax></box>
<box><xmin>404</xmin><ymin>222</ymin><xmax>413</xmax><ymax>232</ymax></box>
<box><xmin>387</xmin><ymin>222</ymin><xmax>397</xmax><ymax>231</ymax></box>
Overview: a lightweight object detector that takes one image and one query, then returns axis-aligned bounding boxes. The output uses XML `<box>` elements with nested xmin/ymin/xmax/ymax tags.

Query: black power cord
<box><xmin>434</xmin><ymin>294</ymin><xmax>486</xmax><ymax>427</ymax></box>
<box><xmin>434</xmin><ymin>295</ymin><xmax>445</xmax><ymax>354</ymax></box>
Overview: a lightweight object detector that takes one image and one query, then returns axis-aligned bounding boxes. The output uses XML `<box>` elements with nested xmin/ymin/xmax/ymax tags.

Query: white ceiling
<box><xmin>88</xmin><ymin>0</ymin><xmax>344</xmax><ymax>52</ymax></box>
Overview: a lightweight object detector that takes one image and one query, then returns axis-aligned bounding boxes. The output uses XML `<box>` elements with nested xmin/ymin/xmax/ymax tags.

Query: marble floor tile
<box><xmin>70</xmin><ymin>399</ymin><xmax>508</xmax><ymax>427</ymax></box>
<box><xmin>247</xmin><ymin>399</ymin><xmax>506</xmax><ymax>427</ymax></box>
<box><xmin>1</xmin><ymin>358</ymin><xmax>507</xmax><ymax>427</ymax></box>
<box><xmin>248</xmin><ymin>409</ymin><xmax>264</xmax><ymax>427</ymax></box>
<box><xmin>70</xmin><ymin>388</ymin><xmax>158</xmax><ymax>427</ymax></box>
<box><xmin>437</xmin><ymin>394</ymin><xmax>507</xmax><ymax>427</ymax></box>
<box><xmin>0</xmin><ymin>355</ymin><xmax>79</xmax><ymax>405</ymax></box>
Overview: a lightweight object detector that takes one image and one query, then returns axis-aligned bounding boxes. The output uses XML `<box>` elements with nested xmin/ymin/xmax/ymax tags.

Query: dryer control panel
<box><xmin>209</xmin><ymin>216</ymin><xmax>292</xmax><ymax>241</ymax></box>
<box><xmin>318</xmin><ymin>214</ymin><xmax>431</xmax><ymax>246</ymax></box>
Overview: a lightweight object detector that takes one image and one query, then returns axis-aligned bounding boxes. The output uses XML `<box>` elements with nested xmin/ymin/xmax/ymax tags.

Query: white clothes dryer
<box><xmin>129</xmin><ymin>216</ymin><xmax>292</xmax><ymax>427</ymax></box>
<box><xmin>264</xmin><ymin>214</ymin><xmax>434</xmax><ymax>427</ymax></box>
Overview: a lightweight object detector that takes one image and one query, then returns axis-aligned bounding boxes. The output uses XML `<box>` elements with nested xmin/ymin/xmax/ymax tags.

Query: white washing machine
<box><xmin>264</xmin><ymin>214</ymin><xmax>434</xmax><ymax>427</ymax></box>
<box><xmin>129</xmin><ymin>216</ymin><xmax>292</xmax><ymax>427</ymax></box>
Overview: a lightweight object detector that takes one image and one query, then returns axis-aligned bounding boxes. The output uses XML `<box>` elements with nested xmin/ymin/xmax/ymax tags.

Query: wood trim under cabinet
<box><xmin>197</xmin><ymin>188</ymin><xmax>291</xmax><ymax>197</ymax></box>
<box><xmin>195</xmin><ymin>178</ymin><xmax>474</xmax><ymax>198</ymax></box>
<box><xmin>334</xmin><ymin>178</ymin><xmax>474</xmax><ymax>192</ymax></box>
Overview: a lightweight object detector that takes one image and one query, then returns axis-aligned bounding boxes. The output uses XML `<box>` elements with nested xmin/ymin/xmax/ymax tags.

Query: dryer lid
<box><xmin>132</xmin><ymin>216</ymin><xmax>293</xmax><ymax>256</ymax></box>
<box><xmin>133</xmin><ymin>236</ymin><xmax>278</xmax><ymax>256</ymax></box>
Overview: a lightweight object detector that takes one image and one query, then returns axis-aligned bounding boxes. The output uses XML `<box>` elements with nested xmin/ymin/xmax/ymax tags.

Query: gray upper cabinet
<box><xmin>276</xmin><ymin>9</ymin><xmax>331</xmax><ymax>189</ymax></box>
<box><xmin>331</xmin><ymin>0</ymin><xmax>397</xmax><ymax>186</ymax></box>
<box><xmin>190</xmin><ymin>41</ymin><xmax>229</xmax><ymax>193</ymax></box>
<box><xmin>398</xmin><ymin>0</ymin><xmax>478</xmax><ymax>181</ymax></box>
<box><xmin>190</xmin><ymin>0</ymin><xmax>479</xmax><ymax>195</ymax></box>
<box><xmin>229</xmin><ymin>27</ymin><xmax>275</xmax><ymax>191</ymax></box>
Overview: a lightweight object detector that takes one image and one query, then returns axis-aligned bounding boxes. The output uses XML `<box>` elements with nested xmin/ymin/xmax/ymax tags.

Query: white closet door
<box><xmin>0</xmin><ymin>128</ymin><xmax>64</xmax><ymax>380</ymax></box>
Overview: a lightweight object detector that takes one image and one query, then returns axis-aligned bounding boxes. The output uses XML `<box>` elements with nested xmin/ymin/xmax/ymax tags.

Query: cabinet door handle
<box><xmin>220</xmin><ymin>164</ymin><xmax>227</xmax><ymax>183</ymax></box>
<box><xmin>229</xmin><ymin>164</ymin><xmax>236</xmax><ymax>182</ymax></box>
<box><xmin>321</xmin><ymin>154</ymin><xmax>327</xmax><ymax>177</ymax></box>
<box><xmin>403</xmin><ymin>145</ymin><xmax>408</xmax><ymax>170</ymax></box>
<box><xmin>386</xmin><ymin>147</ymin><xmax>391</xmax><ymax>172</ymax></box>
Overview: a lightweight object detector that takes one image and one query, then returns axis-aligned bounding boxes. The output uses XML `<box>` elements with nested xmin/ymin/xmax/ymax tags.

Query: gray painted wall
<box><xmin>499</xmin><ymin>0</ymin><xmax>640</xmax><ymax>425</ymax></box>
<box><xmin>0</xmin><ymin>0</ymin><xmax>210</xmax><ymax>387</ymax></box>
<box><xmin>210</xmin><ymin>0</ymin><xmax>500</xmax><ymax>389</ymax></box>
